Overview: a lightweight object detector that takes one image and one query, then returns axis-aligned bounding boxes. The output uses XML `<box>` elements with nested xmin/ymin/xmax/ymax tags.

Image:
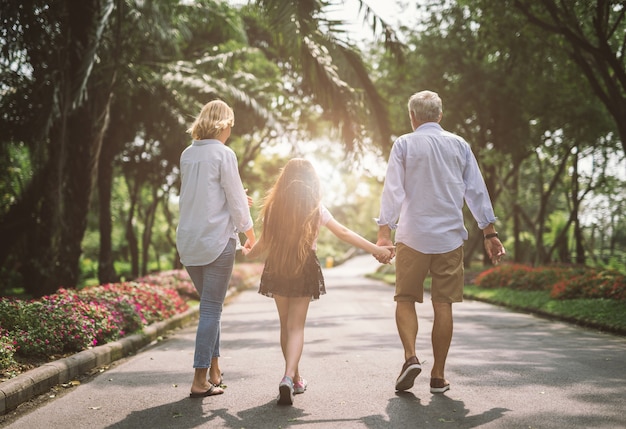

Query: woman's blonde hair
<box><xmin>259</xmin><ymin>158</ymin><xmax>321</xmax><ymax>278</ymax></box>
<box><xmin>187</xmin><ymin>99</ymin><xmax>234</xmax><ymax>140</ymax></box>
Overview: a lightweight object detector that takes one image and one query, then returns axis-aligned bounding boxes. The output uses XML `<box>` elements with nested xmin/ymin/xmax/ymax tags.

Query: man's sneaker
<box><xmin>395</xmin><ymin>356</ymin><xmax>422</xmax><ymax>391</ymax></box>
<box><xmin>430</xmin><ymin>378</ymin><xmax>450</xmax><ymax>394</ymax></box>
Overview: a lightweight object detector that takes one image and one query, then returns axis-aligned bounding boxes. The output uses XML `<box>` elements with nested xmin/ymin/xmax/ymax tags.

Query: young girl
<box><xmin>244</xmin><ymin>158</ymin><xmax>392</xmax><ymax>405</ymax></box>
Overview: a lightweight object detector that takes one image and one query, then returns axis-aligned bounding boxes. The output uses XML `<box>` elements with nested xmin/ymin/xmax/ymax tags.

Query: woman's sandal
<box><xmin>189</xmin><ymin>384</ymin><xmax>224</xmax><ymax>398</ymax></box>
<box><xmin>210</xmin><ymin>377</ymin><xmax>224</xmax><ymax>387</ymax></box>
<box><xmin>210</xmin><ymin>371</ymin><xmax>224</xmax><ymax>387</ymax></box>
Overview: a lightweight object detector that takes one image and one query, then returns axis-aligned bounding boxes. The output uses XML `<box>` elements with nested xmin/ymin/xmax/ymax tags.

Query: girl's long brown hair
<box><xmin>259</xmin><ymin>158</ymin><xmax>321</xmax><ymax>278</ymax></box>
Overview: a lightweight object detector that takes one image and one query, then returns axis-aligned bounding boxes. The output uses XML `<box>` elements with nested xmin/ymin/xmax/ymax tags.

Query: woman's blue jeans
<box><xmin>185</xmin><ymin>239</ymin><xmax>236</xmax><ymax>368</ymax></box>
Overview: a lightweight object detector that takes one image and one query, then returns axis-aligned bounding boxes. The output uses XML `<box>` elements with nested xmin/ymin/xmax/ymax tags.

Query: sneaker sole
<box><xmin>395</xmin><ymin>365</ymin><xmax>422</xmax><ymax>391</ymax></box>
<box><xmin>278</xmin><ymin>384</ymin><xmax>294</xmax><ymax>405</ymax></box>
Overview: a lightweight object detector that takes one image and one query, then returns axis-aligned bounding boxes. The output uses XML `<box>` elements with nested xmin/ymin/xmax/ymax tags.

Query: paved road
<box><xmin>3</xmin><ymin>255</ymin><xmax>626</xmax><ymax>428</ymax></box>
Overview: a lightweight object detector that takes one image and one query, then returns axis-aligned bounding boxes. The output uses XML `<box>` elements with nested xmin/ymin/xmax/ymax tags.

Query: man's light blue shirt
<box><xmin>377</xmin><ymin>122</ymin><xmax>496</xmax><ymax>254</ymax></box>
<box><xmin>176</xmin><ymin>139</ymin><xmax>253</xmax><ymax>266</ymax></box>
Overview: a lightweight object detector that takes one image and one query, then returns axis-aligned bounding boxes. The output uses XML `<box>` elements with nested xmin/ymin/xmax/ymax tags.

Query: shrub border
<box><xmin>0</xmin><ymin>303</ymin><xmax>199</xmax><ymax>415</ymax></box>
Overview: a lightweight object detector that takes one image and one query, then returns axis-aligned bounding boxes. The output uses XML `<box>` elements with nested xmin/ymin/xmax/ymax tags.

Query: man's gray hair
<box><xmin>408</xmin><ymin>90</ymin><xmax>442</xmax><ymax>123</ymax></box>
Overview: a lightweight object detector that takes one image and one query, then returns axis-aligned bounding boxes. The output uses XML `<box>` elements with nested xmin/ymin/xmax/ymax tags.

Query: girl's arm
<box><xmin>244</xmin><ymin>234</ymin><xmax>267</xmax><ymax>260</ymax></box>
<box><xmin>325</xmin><ymin>218</ymin><xmax>392</xmax><ymax>262</ymax></box>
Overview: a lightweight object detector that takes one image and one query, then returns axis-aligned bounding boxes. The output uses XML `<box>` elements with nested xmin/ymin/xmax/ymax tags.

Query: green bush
<box><xmin>550</xmin><ymin>269</ymin><xmax>626</xmax><ymax>301</ymax></box>
<box><xmin>137</xmin><ymin>270</ymin><xmax>198</xmax><ymax>300</ymax></box>
<box><xmin>10</xmin><ymin>290</ymin><xmax>125</xmax><ymax>356</ymax></box>
<box><xmin>475</xmin><ymin>264</ymin><xmax>626</xmax><ymax>301</ymax></box>
<box><xmin>0</xmin><ymin>266</ymin><xmax>262</xmax><ymax>375</ymax></box>
<box><xmin>0</xmin><ymin>277</ymin><xmax>189</xmax><ymax>368</ymax></box>
<box><xmin>0</xmin><ymin>327</ymin><xmax>17</xmax><ymax>371</ymax></box>
<box><xmin>474</xmin><ymin>264</ymin><xmax>534</xmax><ymax>289</ymax></box>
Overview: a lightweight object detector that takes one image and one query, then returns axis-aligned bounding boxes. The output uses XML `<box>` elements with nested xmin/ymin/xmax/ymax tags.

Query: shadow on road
<box><xmin>361</xmin><ymin>392</ymin><xmax>509</xmax><ymax>428</ymax></box>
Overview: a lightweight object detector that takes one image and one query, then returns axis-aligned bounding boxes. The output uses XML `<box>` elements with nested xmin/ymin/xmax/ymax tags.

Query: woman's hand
<box><xmin>374</xmin><ymin>245</ymin><xmax>394</xmax><ymax>264</ymax></box>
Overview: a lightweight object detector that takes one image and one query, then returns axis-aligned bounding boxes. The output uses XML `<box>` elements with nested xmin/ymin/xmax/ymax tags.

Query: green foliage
<box><xmin>372</xmin><ymin>264</ymin><xmax>626</xmax><ymax>334</ymax></box>
<box><xmin>0</xmin><ymin>327</ymin><xmax>17</xmax><ymax>372</ymax></box>
<box><xmin>0</xmin><ymin>277</ymin><xmax>189</xmax><ymax>366</ymax></box>
<box><xmin>0</xmin><ymin>142</ymin><xmax>32</xmax><ymax>217</ymax></box>
<box><xmin>136</xmin><ymin>270</ymin><xmax>198</xmax><ymax>300</ymax></box>
<box><xmin>2</xmin><ymin>0</ymin><xmax>625</xmax><ymax>299</ymax></box>
<box><xmin>550</xmin><ymin>269</ymin><xmax>626</xmax><ymax>301</ymax></box>
<box><xmin>0</xmin><ymin>265</ymin><xmax>263</xmax><ymax>374</ymax></box>
<box><xmin>474</xmin><ymin>263</ymin><xmax>579</xmax><ymax>291</ymax></box>
<box><xmin>475</xmin><ymin>263</ymin><xmax>626</xmax><ymax>301</ymax></box>
<box><xmin>463</xmin><ymin>286</ymin><xmax>626</xmax><ymax>334</ymax></box>
<box><xmin>1</xmin><ymin>291</ymin><xmax>124</xmax><ymax>356</ymax></box>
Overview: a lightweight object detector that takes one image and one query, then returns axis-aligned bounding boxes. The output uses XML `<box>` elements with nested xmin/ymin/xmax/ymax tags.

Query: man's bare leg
<box><xmin>431</xmin><ymin>301</ymin><xmax>453</xmax><ymax>380</ymax></box>
<box><xmin>396</xmin><ymin>301</ymin><xmax>418</xmax><ymax>360</ymax></box>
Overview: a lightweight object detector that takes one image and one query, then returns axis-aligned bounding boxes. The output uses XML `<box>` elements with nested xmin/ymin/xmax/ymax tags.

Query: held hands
<box><xmin>374</xmin><ymin>238</ymin><xmax>396</xmax><ymax>264</ymax></box>
<box><xmin>377</xmin><ymin>246</ymin><xmax>395</xmax><ymax>264</ymax></box>
<box><xmin>241</xmin><ymin>239</ymin><xmax>254</xmax><ymax>256</ymax></box>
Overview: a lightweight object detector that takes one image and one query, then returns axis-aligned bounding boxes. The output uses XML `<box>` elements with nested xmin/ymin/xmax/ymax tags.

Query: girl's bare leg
<box><xmin>274</xmin><ymin>295</ymin><xmax>310</xmax><ymax>380</ymax></box>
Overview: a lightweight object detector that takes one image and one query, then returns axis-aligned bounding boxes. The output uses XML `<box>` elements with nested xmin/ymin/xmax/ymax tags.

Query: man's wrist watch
<box><xmin>484</xmin><ymin>232</ymin><xmax>499</xmax><ymax>240</ymax></box>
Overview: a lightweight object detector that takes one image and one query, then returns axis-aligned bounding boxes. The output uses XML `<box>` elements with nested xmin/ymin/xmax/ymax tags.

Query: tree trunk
<box><xmin>12</xmin><ymin>0</ymin><xmax>114</xmax><ymax>297</ymax></box>
<box><xmin>97</xmin><ymin>120</ymin><xmax>121</xmax><ymax>284</ymax></box>
<box><xmin>141</xmin><ymin>187</ymin><xmax>160</xmax><ymax>276</ymax></box>
<box><xmin>572</xmin><ymin>149</ymin><xmax>585</xmax><ymax>264</ymax></box>
<box><xmin>125</xmin><ymin>176</ymin><xmax>140</xmax><ymax>279</ymax></box>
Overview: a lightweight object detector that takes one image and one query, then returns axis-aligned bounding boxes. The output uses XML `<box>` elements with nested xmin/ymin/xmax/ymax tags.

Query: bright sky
<box><xmin>228</xmin><ymin>0</ymin><xmax>412</xmax><ymax>41</ymax></box>
<box><xmin>325</xmin><ymin>0</ymin><xmax>413</xmax><ymax>44</ymax></box>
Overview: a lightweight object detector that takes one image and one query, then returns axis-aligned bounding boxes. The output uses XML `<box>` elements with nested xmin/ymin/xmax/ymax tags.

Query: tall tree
<box><xmin>0</xmin><ymin>0</ymin><xmax>115</xmax><ymax>296</ymax></box>
<box><xmin>510</xmin><ymin>0</ymin><xmax>626</xmax><ymax>154</ymax></box>
<box><xmin>0</xmin><ymin>0</ymin><xmax>406</xmax><ymax>295</ymax></box>
<box><xmin>247</xmin><ymin>0</ymin><xmax>404</xmax><ymax>154</ymax></box>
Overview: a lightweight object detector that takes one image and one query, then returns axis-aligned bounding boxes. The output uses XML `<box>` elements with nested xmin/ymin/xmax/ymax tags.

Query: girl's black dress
<box><xmin>258</xmin><ymin>249</ymin><xmax>326</xmax><ymax>300</ymax></box>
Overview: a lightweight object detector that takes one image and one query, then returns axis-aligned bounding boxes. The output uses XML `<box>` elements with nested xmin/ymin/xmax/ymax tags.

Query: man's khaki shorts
<box><xmin>394</xmin><ymin>242</ymin><xmax>464</xmax><ymax>303</ymax></box>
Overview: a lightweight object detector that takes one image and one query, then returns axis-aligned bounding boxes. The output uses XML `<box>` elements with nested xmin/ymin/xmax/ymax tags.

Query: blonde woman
<box><xmin>176</xmin><ymin>100</ymin><xmax>256</xmax><ymax>398</ymax></box>
<box><xmin>245</xmin><ymin>158</ymin><xmax>391</xmax><ymax>405</ymax></box>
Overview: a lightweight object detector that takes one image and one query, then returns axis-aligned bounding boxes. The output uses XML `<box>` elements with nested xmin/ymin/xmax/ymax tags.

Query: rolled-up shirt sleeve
<box><xmin>462</xmin><ymin>146</ymin><xmax>497</xmax><ymax>229</ymax></box>
<box><xmin>221</xmin><ymin>150</ymin><xmax>253</xmax><ymax>233</ymax></box>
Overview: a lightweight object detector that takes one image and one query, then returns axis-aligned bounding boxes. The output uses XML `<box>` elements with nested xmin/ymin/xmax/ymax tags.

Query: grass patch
<box><xmin>368</xmin><ymin>272</ymin><xmax>626</xmax><ymax>336</ymax></box>
<box><xmin>464</xmin><ymin>285</ymin><xmax>626</xmax><ymax>334</ymax></box>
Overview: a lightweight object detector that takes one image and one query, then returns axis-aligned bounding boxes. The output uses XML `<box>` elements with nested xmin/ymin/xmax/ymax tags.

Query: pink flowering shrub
<box><xmin>550</xmin><ymin>269</ymin><xmax>626</xmax><ymax>301</ymax></box>
<box><xmin>475</xmin><ymin>264</ymin><xmax>625</xmax><ymax>301</ymax></box>
<box><xmin>474</xmin><ymin>264</ymin><xmax>536</xmax><ymax>290</ymax></box>
<box><xmin>76</xmin><ymin>284</ymin><xmax>145</xmax><ymax>334</ymax></box>
<box><xmin>0</xmin><ymin>327</ymin><xmax>17</xmax><ymax>370</ymax></box>
<box><xmin>79</xmin><ymin>281</ymin><xmax>188</xmax><ymax>327</ymax></box>
<box><xmin>0</xmin><ymin>277</ymin><xmax>189</xmax><ymax>363</ymax></box>
<box><xmin>137</xmin><ymin>270</ymin><xmax>198</xmax><ymax>300</ymax></box>
<box><xmin>0</xmin><ymin>265</ymin><xmax>262</xmax><ymax>374</ymax></box>
<box><xmin>1</xmin><ymin>289</ymin><xmax>124</xmax><ymax>356</ymax></box>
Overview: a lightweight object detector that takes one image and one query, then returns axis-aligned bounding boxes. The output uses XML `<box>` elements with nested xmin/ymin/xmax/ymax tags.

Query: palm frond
<box><xmin>163</xmin><ymin>52</ymin><xmax>278</xmax><ymax>128</ymax></box>
<box><xmin>354</xmin><ymin>0</ymin><xmax>406</xmax><ymax>63</ymax></box>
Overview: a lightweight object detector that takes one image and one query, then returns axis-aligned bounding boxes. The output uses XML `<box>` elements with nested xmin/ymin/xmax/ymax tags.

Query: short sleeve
<box><xmin>320</xmin><ymin>205</ymin><xmax>333</xmax><ymax>225</ymax></box>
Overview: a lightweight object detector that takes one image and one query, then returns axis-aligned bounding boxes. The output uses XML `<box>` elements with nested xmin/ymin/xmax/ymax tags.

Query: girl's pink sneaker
<box><xmin>294</xmin><ymin>377</ymin><xmax>308</xmax><ymax>394</ymax></box>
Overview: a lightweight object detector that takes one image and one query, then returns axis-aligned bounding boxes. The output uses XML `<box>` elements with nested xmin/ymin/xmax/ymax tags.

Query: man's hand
<box><xmin>376</xmin><ymin>239</ymin><xmax>396</xmax><ymax>263</ymax></box>
<box><xmin>376</xmin><ymin>225</ymin><xmax>395</xmax><ymax>263</ymax></box>
<box><xmin>485</xmin><ymin>237</ymin><xmax>506</xmax><ymax>265</ymax></box>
